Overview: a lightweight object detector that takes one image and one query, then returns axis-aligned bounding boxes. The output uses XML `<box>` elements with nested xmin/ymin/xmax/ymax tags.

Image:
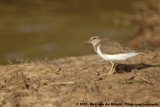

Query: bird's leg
<box><xmin>101</xmin><ymin>62</ymin><xmax>117</xmax><ymax>76</ymax></box>
<box><xmin>108</xmin><ymin>61</ymin><xmax>114</xmax><ymax>75</ymax></box>
<box><xmin>110</xmin><ymin>63</ymin><xmax>117</xmax><ymax>75</ymax></box>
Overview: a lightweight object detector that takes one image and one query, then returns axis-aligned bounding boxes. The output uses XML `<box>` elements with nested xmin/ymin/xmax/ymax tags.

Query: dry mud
<box><xmin>0</xmin><ymin>49</ymin><xmax>160</xmax><ymax>107</ymax></box>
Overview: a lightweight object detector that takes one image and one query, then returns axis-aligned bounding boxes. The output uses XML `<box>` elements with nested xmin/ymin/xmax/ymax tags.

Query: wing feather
<box><xmin>99</xmin><ymin>39</ymin><xmax>135</xmax><ymax>54</ymax></box>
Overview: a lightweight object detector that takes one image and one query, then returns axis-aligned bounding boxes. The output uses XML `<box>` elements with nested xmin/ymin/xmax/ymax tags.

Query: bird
<box><xmin>81</xmin><ymin>35</ymin><xmax>146</xmax><ymax>75</ymax></box>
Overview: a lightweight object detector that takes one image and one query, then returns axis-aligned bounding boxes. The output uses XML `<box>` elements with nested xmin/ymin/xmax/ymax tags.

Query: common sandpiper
<box><xmin>81</xmin><ymin>35</ymin><xmax>145</xmax><ymax>75</ymax></box>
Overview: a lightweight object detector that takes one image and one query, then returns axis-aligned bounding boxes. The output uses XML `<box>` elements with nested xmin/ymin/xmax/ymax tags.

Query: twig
<box><xmin>49</xmin><ymin>81</ymin><xmax>74</xmax><ymax>85</ymax></box>
<box><xmin>133</xmin><ymin>74</ymin><xmax>153</xmax><ymax>85</ymax></box>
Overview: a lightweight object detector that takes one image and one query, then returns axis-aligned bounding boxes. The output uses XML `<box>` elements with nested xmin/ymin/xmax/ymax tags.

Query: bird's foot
<box><xmin>101</xmin><ymin>70</ymin><xmax>115</xmax><ymax>76</ymax></box>
<box><xmin>108</xmin><ymin>70</ymin><xmax>115</xmax><ymax>76</ymax></box>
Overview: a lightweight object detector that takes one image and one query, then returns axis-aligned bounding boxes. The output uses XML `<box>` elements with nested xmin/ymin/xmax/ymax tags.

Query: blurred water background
<box><xmin>0</xmin><ymin>0</ymin><xmax>139</xmax><ymax>64</ymax></box>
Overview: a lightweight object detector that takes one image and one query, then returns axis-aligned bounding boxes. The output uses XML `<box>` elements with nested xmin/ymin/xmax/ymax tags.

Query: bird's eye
<box><xmin>93</xmin><ymin>37</ymin><xmax>96</xmax><ymax>40</ymax></box>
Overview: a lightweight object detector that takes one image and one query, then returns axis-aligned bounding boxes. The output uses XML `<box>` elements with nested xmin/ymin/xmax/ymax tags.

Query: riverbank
<box><xmin>0</xmin><ymin>48</ymin><xmax>160</xmax><ymax>107</ymax></box>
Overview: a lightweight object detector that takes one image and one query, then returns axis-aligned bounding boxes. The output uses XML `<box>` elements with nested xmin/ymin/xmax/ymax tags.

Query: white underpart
<box><xmin>97</xmin><ymin>44</ymin><xmax>138</xmax><ymax>61</ymax></box>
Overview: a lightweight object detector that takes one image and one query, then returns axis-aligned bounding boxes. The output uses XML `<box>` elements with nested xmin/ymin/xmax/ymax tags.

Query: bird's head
<box><xmin>80</xmin><ymin>35</ymin><xmax>101</xmax><ymax>46</ymax></box>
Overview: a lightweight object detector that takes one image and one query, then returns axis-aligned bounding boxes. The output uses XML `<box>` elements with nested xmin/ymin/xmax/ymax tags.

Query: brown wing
<box><xmin>99</xmin><ymin>39</ymin><xmax>135</xmax><ymax>54</ymax></box>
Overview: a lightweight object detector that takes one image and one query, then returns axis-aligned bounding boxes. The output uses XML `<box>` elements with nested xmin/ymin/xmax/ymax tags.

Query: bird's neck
<box><xmin>91</xmin><ymin>40</ymin><xmax>101</xmax><ymax>53</ymax></box>
<box><xmin>92</xmin><ymin>43</ymin><xmax>100</xmax><ymax>53</ymax></box>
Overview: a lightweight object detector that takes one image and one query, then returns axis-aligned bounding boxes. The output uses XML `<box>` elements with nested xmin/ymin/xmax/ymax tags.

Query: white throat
<box><xmin>96</xmin><ymin>44</ymin><xmax>138</xmax><ymax>61</ymax></box>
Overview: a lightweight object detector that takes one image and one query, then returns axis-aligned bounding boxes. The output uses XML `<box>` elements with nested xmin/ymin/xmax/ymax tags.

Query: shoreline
<box><xmin>0</xmin><ymin>49</ymin><xmax>160</xmax><ymax>106</ymax></box>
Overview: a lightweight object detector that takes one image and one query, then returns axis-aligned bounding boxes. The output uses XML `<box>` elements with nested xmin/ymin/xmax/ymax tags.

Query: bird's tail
<box><xmin>136</xmin><ymin>50</ymin><xmax>149</xmax><ymax>55</ymax></box>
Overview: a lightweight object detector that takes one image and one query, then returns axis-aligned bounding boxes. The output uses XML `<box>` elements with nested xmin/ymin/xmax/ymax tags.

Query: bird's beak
<box><xmin>80</xmin><ymin>40</ymin><xmax>89</xmax><ymax>45</ymax></box>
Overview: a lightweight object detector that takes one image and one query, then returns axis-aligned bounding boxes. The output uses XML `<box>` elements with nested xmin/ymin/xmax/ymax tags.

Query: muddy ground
<box><xmin>0</xmin><ymin>49</ymin><xmax>160</xmax><ymax>107</ymax></box>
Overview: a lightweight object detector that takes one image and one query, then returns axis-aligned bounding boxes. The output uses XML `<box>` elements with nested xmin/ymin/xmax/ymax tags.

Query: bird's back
<box><xmin>97</xmin><ymin>38</ymin><xmax>137</xmax><ymax>54</ymax></box>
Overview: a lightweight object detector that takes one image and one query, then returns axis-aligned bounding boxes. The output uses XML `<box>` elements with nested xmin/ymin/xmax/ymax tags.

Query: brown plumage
<box><xmin>81</xmin><ymin>35</ymin><xmax>147</xmax><ymax>75</ymax></box>
<box><xmin>95</xmin><ymin>37</ymin><xmax>138</xmax><ymax>54</ymax></box>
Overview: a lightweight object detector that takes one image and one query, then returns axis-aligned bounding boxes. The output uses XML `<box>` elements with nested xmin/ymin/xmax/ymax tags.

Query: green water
<box><xmin>0</xmin><ymin>0</ymin><xmax>139</xmax><ymax>64</ymax></box>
